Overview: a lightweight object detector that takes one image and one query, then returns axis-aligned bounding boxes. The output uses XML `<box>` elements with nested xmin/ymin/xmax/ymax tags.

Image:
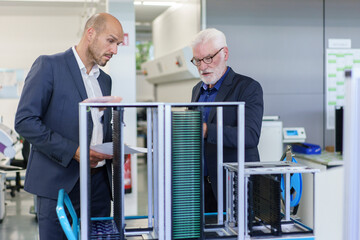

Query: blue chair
<box><xmin>56</xmin><ymin>189</ymin><xmax>121</xmax><ymax>239</ymax></box>
<box><xmin>56</xmin><ymin>189</ymin><xmax>79</xmax><ymax>240</ymax></box>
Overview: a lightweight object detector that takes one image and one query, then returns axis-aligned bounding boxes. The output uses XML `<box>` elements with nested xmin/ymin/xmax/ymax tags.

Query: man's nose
<box><xmin>198</xmin><ymin>60</ymin><xmax>207</xmax><ymax>71</ymax></box>
<box><xmin>112</xmin><ymin>44</ymin><xmax>118</xmax><ymax>55</ymax></box>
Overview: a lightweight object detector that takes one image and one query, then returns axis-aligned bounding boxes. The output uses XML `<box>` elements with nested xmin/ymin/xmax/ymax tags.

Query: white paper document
<box><xmin>91</xmin><ymin>142</ymin><xmax>148</xmax><ymax>155</ymax></box>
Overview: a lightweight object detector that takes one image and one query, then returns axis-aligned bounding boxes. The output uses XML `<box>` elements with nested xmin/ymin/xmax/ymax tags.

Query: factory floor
<box><xmin>0</xmin><ymin>161</ymin><xmax>148</xmax><ymax>240</ymax></box>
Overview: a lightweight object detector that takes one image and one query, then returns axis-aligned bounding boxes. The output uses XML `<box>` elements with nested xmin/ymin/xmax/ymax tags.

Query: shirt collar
<box><xmin>72</xmin><ymin>46</ymin><xmax>100</xmax><ymax>78</ymax></box>
<box><xmin>201</xmin><ymin>66</ymin><xmax>230</xmax><ymax>91</ymax></box>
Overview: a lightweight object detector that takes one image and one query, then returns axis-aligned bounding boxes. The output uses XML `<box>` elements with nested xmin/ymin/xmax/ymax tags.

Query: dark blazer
<box><xmin>191</xmin><ymin>67</ymin><xmax>263</xmax><ymax>198</ymax></box>
<box><xmin>15</xmin><ymin>48</ymin><xmax>113</xmax><ymax>200</ymax></box>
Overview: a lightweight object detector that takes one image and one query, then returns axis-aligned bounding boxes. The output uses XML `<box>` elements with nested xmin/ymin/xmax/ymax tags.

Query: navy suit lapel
<box><xmin>64</xmin><ymin>48</ymin><xmax>88</xmax><ymax>101</ymax></box>
<box><xmin>192</xmin><ymin>83</ymin><xmax>202</xmax><ymax>102</ymax></box>
<box><xmin>97</xmin><ymin>71</ymin><xmax>111</xmax><ymax>141</ymax></box>
<box><xmin>97</xmin><ymin>72</ymin><xmax>111</xmax><ymax>96</ymax></box>
<box><xmin>208</xmin><ymin>68</ymin><xmax>235</xmax><ymax>123</ymax></box>
<box><xmin>64</xmin><ymin>48</ymin><xmax>93</xmax><ymax>140</ymax></box>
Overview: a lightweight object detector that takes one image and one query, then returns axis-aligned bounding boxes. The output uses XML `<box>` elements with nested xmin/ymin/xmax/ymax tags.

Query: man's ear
<box><xmin>223</xmin><ymin>46</ymin><xmax>229</xmax><ymax>61</ymax></box>
<box><xmin>86</xmin><ymin>27</ymin><xmax>96</xmax><ymax>42</ymax></box>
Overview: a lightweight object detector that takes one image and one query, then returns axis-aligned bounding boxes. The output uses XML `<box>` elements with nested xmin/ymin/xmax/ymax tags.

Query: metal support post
<box><xmin>344</xmin><ymin>69</ymin><xmax>360</xmax><ymax>240</ymax></box>
<box><xmin>146</xmin><ymin>108</ymin><xmax>153</xmax><ymax>228</ymax></box>
<box><xmin>285</xmin><ymin>173</ymin><xmax>291</xmax><ymax>221</ymax></box>
<box><xmin>244</xmin><ymin>176</ymin><xmax>249</xmax><ymax>238</ymax></box>
<box><xmin>226</xmin><ymin>169</ymin><xmax>230</xmax><ymax>223</ymax></box>
<box><xmin>313</xmin><ymin>173</ymin><xmax>316</xmax><ymax>237</ymax></box>
<box><xmin>157</xmin><ymin>104</ymin><xmax>165</xmax><ymax>240</ymax></box>
<box><xmin>164</xmin><ymin>104</ymin><xmax>172</xmax><ymax>239</ymax></box>
<box><xmin>79</xmin><ymin>104</ymin><xmax>90</xmax><ymax>240</ymax></box>
<box><xmin>217</xmin><ymin>107</ymin><xmax>224</xmax><ymax>224</ymax></box>
<box><xmin>153</xmin><ymin>108</ymin><xmax>159</xmax><ymax>235</ymax></box>
<box><xmin>237</xmin><ymin>104</ymin><xmax>245</xmax><ymax>240</ymax></box>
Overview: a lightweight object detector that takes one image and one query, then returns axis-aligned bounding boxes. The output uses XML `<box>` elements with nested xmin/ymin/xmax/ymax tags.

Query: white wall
<box><xmin>136</xmin><ymin>73</ymin><xmax>155</xmax><ymax>102</ymax></box>
<box><xmin>150</xmin><ymin>0</ymin><xmax>201</xmax><ymax>102</ymax></box>
<box><xmin>152</xmin><ymin>0</ymin><xmax>200</xmax><ymax>58</ymax></box>
<box><xmin>108</xmin><ymin>0</ymin><xmax>138</xmax><ymax>215</ymax></box>
<box><xmin>156</xmin><ymin>78</ymin><xmax>200</xmax><ymax>102</ymax></box>
<box><xmin>0</xmin><ymin>3</ymin><xmax>94</xmax><ymax>69</ymax></box>
<box><xmin>207</xmin><ymin>0</ymin><xmax>325</xmax><ymax>147</ymax></box>
<box><xmin>0</xmin><ymin>2</ymin><xmax>105</xmax><ymax>130</ymax></box>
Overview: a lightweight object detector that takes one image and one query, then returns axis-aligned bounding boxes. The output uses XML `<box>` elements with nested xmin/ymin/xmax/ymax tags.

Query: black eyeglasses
<box><xmin>190</xmin><ymin>47</ymin><xmax>224</xmax><ymax>66</ymax></box>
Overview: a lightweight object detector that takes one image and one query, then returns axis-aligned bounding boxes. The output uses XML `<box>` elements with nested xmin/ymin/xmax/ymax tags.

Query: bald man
<box><xmin>15</xmin><ymin>13</ymin><xmax>124</xmax><ymax>239</ymax></box>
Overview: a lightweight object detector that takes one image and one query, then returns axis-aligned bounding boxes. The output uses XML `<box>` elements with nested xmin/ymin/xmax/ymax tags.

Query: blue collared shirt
<box><xmin>198</xmin><ymin>67</ymin><xmax>230</xmax><ymax>122</ymax></box>
<box><xmin>197</xmin><ymin>67</ymin><xmax>230</xmax><ymax>176</ymax></box>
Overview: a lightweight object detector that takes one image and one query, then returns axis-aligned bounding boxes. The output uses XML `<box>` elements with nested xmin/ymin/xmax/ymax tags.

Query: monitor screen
<box><xmin>286</xmin><ymin>130</ymin><xmax>298</xmax><ymax>136</ymax></box>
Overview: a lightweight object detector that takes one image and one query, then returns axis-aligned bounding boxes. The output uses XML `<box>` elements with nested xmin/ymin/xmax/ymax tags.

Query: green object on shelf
<box><xmin>171</xmin><ymin>111</ymin><xmax>202</xmax><ymax>239</ymax></box>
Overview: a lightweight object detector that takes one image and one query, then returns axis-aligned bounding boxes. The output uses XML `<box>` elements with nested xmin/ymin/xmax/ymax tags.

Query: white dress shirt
<box><xmin>72</xmin><ymin>46</ymin><xmax>105</xmax><ymax>167</ymax></box>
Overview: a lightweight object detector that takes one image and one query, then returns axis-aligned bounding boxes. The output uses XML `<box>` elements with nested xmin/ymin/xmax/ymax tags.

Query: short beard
<box><xmin>88</xmin><ymin>39</ymin><xmax>107</xmax><ymax>67</ymax></box>
<box><xmin>199</xmin><ymin>64</ymin><xmax>227</xmax><ymax>86</ymax></box>
<box><xmin>200</xmin><ymin>75</ymin><xmax>218</xmax><ymax>85</ymax></box>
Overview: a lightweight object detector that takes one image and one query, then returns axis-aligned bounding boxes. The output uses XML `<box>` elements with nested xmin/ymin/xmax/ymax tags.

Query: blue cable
<box><xmin>280</xmin><ymin>157</ymin><xmax>303</xmax><ymax>207</ymax></box>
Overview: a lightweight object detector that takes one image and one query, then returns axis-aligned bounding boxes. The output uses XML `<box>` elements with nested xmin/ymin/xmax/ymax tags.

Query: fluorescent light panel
<box><xmin>143</xmin><ymin>1</ymin><xmax>176</xmax><ymax>6</ymax></box>
<box><xmin>9</xmin><ymin>0</ymin><xmax>100</xmax><ymax>2</ymax></box>
<box><xmin>134</xmin><ymin>1</ymin><xmax>177</xmax><ymax>6</ymax></box>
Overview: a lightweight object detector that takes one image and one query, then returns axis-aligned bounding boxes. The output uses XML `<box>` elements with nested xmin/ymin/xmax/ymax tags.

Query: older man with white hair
<box><xmin>190</xmin><ymin>28</ymin><xmax>264</xmax><ymax>213</ymax></box>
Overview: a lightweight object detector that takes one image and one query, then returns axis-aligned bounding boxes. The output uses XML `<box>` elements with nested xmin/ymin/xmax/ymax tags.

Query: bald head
<box><xmin>76</xmin><ymin>12</ymin><xmax>124</xmax><ymax>73</ymax></box>
<box><xmin>83</xmin><ymin>13</ymin><xmax>122</xmax><ymax>36</ymax></box>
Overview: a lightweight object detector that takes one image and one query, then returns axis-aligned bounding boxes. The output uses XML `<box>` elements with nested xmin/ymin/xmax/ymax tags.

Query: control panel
<box><xmin>283</xmin><ymin>127</ymin><xmax>306</xmax><ymax>143</ymax></box>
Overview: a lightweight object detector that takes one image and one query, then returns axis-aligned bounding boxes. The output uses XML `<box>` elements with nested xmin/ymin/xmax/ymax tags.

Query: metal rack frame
<box><xmin>224</xmin><ymin>161</ymin><xmax>319</xmax><ymax>239</ymax></box>
<box><xmin>78</xmin><ymin>101</ymin><xmax>318</xmax><ymax>240</ymax></box>
<box><xmin>79</xmin><ymin>102</ymin><xmax>245</xmax><ymax>240</ymax></box>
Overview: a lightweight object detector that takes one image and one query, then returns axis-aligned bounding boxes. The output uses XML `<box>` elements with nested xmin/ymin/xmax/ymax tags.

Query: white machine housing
<box><xmin>258</xmin><ymin>117</ymin><xmax>283</xmax><ymax>162</ymax></box>
<box><xmin>141</xmin><ymin>46</ymin><xmax>199</xmax><ymax>84</ymax></box>
<box><xmin>0</xmin><ymin>173</ymin><xmax>5</xmax><ymax>222</ymax></box>
<box><xmin>283</xmin><ymin>127</ymin><xmax>306</xmax><ymax>143</ymax></box>
<box><xmin>0</xmin><ymin>123</ymin><xmax>23</xmax><ymax>222</ymax></box>
<box><xmin>0</xmin><ymin>123</ymin><xmax>22</xmax><ymax>159</ymax></box>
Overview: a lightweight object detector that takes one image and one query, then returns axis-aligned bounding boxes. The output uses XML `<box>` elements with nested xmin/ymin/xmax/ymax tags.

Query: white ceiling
<box><xmin>135</xmin><ymin>4</ymin><xmax>169</xmax><ymax>24</ymax></box>
<box><xmin>0</xmin><ymin>0</ymin><xmax>173</xmax><ymax>40</ymax></box>
<box><xmin>136</xmin><ymin>0</ymin><xmax>186</xmax><ymax>37</ymax></box>
<box><xmin>0</xmin><ymin>0</ymin><xmax>170</xmax><ymax>19</ymax></box>
<box><xmin>135</xmin><ymin>4</ymin><xmax>170</xmax><ymax>34</ymax></box>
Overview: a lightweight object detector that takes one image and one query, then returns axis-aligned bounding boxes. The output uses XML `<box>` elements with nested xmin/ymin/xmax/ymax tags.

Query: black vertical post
<box><xmin>112</xmin><ymin>107</ymin><xmax>125</xmax><ymax>239</ymax></box>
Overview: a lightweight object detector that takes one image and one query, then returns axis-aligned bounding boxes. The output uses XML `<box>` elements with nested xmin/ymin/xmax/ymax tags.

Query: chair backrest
<box><xmin>56</xmin><ymin>189</ymin><xmax>79</xmax><ymax>240</ymax></box>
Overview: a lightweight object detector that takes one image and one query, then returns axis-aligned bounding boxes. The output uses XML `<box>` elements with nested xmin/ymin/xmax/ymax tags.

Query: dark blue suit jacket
<box><xmin>15</xmin><ymin>48</ymin><xmax>113</xmax><ymax>200</ymax></box>
<box><xmin>191</xmin><ymin>67</ymin><xmax>263</xmax><ymax>198</ymax></box>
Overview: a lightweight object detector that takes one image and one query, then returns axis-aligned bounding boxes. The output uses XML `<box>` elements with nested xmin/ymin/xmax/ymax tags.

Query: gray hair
<box><xmin>190</xmin><ymin>28</ymin><xmax>227</xmax><ymax>49</ymax></box>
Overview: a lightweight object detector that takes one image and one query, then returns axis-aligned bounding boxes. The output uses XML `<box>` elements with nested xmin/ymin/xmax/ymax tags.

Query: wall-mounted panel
<box><xmin>324</xmin><ymin>0</ymin><xmax>360</xmax><ymax>147</ymax></box>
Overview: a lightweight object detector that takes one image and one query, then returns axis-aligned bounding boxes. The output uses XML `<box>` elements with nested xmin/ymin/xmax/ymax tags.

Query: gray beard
<box><xmin>200</xmin><ymin>76</ymin><xmax>219</xmax><ymax>85</ymax></box>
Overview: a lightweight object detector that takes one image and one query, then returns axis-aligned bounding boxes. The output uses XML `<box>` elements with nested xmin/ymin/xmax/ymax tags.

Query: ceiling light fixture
<box><xmin>134</xmin><ymin>1</ymin><xmax>178</xmax><ymax>7</ymax></box>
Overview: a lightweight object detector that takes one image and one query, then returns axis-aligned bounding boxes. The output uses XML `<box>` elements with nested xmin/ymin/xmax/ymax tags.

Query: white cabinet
<box><xmin>296</xmin><ymin>153</ymin><xmax>344</xmax><ymax>240</ymax></box>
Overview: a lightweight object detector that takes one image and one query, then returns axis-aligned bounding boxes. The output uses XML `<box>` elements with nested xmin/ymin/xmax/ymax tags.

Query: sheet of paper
<box><xmin>91</xmin><ymin>142</ymin><xmax>148</xmax><ymax>155</ymax></box>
